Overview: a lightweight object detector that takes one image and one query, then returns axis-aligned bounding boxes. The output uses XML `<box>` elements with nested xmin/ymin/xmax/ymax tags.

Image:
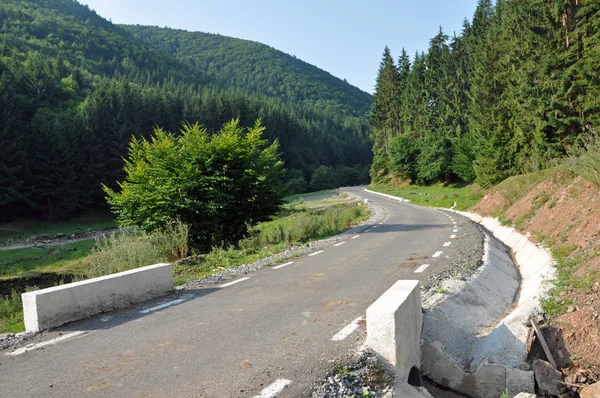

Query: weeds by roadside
<box><xmin>369</xmin><ymin>183</ymin><xmax>484</xmax><ymax>210</ymax></box>
<box><xmin>173</xmin><ymin>201</ymin><xmax>369</xmax><ymax>285</ymax></box>
<box><xmin>0</xmin><ymin>290</ymin><xmax>24</xmax><ymax>333</ymax></box>
<box><xmin>86</xmin><ymin>220</ymin><xmax>189</xmax><ymax>278</ymax></box>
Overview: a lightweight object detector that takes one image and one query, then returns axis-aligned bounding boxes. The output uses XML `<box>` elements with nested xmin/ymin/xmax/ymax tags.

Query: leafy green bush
<box><xmin>0</xmin><ymin>290</ymin><xmax>24</xmax><ymax>333</ymax></box>
<box><xmin>104</xmin><ymin>119</ymin><xmax>285</xmax><ymax>252</ymax></box>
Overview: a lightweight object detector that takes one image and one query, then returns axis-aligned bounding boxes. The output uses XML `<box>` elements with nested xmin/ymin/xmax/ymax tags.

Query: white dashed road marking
<box><xmin>414</xmin><ymin>264</ymin><xmax>430</xmax><ymax>273</ymax></box>
<box><xmin>272</xmin><ymin>261</ymin><xmax>294</xmax><ymax>270</ymax></box>
<box><xmin>351</xmin><ymin>235</ymin><xmax>360</xmax><ymax>239</ymax></box>
<box><xmin>219</xmin><ymin>277</ymin><xmax>250</xmax><ymax>288</ymax></box>
<box><xmin>331</xmin><ymin>317</ymin><xmax>364</xmax><ymax>341</ymax></box>
<box><xmin>253</xmin><ymin>379</ymin><xmax>292</xmax><ymax>398</ymax></box>
<box><xmin>333</xmin><ymin>242</ymin><xmax>346</xmax><ymax>247</ymax></box>
<box><xmin>453</xmin><ymin>229</ymin><xmax>458</xmax><ymax>233</ymax></box>
<box><xmin>443</xmin><ymin>242</ymin><xmax>451</xmax><ymax>247</ymax></box>
<box><xmin>8</xmin><ymin>331</ymin><xmax>88</xmax><ymax>356</ymax></box>
<box><xmin>371</xmin><ymin>225</ymin><xmax>378</xmax><ymax>229</ymax></box>
<box><xmin>308</xmin><ymin>250</ymin><xmax>324</xmax><ymax>257</ymax></box>
<box><xmin>450</xmin><ymin>235</ymin><xmax>456</xmax><ymax>239</ymax></box>
<box><xmin>432</xmin><ymin>251</ymin><xmax>443</xmax><ymax>258</ymax></box>
<box><xmin>140</xmin><ymin>297</ymin><xmax>190</xmax><ymax>313</ymax></box>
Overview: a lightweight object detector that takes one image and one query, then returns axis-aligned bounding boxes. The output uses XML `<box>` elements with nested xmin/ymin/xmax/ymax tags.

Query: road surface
<box><xmin>0</xmin><ymin>187</ymin><xmax>465</xmax><ymax>397</ymax></box>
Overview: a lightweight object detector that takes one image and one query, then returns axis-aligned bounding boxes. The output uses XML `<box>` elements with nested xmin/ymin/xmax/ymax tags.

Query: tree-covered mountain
<box><xmin>120</xmin><ymin>25</ymin><xmax>372</xmax><ymax>118</ymax></box>
<box><xmin>0</xmin><ymin>0</ymin><xmax>372</xmax><ymax>220</ymax></box>
<box><xmin>371</xmin><ymin>0</ymin><xmax>600</xmax><ymax>187</ymax></box>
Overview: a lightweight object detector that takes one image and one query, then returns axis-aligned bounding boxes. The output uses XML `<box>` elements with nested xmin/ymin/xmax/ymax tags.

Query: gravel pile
<box><xmin>311</xmin><ymin>349</ymin><xmax>394</xmax><ymax>398</ymax></box>
<box><xmin>178</xmin><ymin>195</ymin><xmax>387</xmax><ymax>290</ymax></box>
<box><xmin>0</xmin><ymin>332</ymin><xmax>34</xmax><ymax>351</ymax></box>
<box><xmin>420</xmin><ymin>209</ymin><xmax>485</xmax><ymax>302</ymax></box>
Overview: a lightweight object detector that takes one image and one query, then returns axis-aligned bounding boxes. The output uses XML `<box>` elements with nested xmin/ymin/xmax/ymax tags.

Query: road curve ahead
<box><xmin>1</xmin><ymin>187</ymin><xmax>463</xmax><ymax>398</ymax></box>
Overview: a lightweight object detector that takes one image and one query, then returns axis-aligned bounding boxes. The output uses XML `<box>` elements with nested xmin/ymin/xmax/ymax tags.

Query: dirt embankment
<box><xmin>472</xmin><ymin>173</ymin><xmax>600</xmax><ymax>385</ymax></box>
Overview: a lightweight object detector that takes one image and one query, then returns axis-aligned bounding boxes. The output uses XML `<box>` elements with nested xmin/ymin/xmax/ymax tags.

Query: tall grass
<box><xmin>565</xmin><ymin>127</ymin><xmax>600</xmax><ymax>188</ymax></box>
<box><xmin>87</xmin><ymin>221</ymin><xmax>189</xmax><ymax>278</ymax></box>
<box><xmin>0</xmin><ymin>290</ymin><xmax>24</xmax><ymax>333</ymax></box>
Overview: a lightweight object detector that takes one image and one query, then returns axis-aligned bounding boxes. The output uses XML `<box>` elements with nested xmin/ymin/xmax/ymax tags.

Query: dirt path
<box><xmin>0</xmin><ymin>228</ymin><xmax>117</xmax><ymax>251</ymax></box>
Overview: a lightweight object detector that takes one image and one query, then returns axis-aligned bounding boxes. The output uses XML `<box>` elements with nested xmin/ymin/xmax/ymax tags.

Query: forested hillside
<box><xmin>371</xmin><ymin>0</ymin><xmax>600</xmax><ymax>187</ymax></box>
<box><xmin>0</xmin><ymin>0</ymin><xmax>372</xmax><ymax>221</ymax></box>
<box><xmin>121</xmin><ymin>25</ymin><xmax>372</xmax><ymax>118</ymax></box>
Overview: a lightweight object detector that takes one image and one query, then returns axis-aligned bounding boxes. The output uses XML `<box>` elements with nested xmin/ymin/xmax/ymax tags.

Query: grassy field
<box><xmin>369</xmin><ymin>183</ymin><xmax>485</xmax><ymax>210</ymax></box>
<box><xmin>0</xmin><ymin>212</ymin><xmax>115</xmax><ymax>245</ymax></box>
<box><xmin>0</xmin><ymin>240</ymin><xmax>95</xmax><ymax>279</ymax></box>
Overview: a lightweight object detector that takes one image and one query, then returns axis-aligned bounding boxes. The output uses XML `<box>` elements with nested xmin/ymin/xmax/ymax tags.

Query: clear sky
<box><xmin>79</xmin><ymin>0</ymin><xmax>479</xmax><ymax>94</ymax></box>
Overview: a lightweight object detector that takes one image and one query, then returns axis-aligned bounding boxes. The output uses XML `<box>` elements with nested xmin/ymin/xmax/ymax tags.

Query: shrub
<box><xmin>567</xmin><ymin>126</ymin><xmax>600</xmax><ymax>188</ymax></box>
<box><xmin>104</xmin><ymin>119</ymin><xmax>285</xmax><ymax>252</ymax></box>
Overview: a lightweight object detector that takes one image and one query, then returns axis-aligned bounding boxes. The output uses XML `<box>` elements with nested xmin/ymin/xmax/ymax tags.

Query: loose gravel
<box><xmin>420</xmin><ymin>209</ymin><xmax>485</xmax><ymax>303</ymax></box>
<box><xmin>311</xmin><ymin>348</ymin><xmax>395</xmax><ymax>398</ymax></box>
<box><xmin>178</xmin><ymin>194</ymin><xmax>388</xmax><ymax>290</ymax></box>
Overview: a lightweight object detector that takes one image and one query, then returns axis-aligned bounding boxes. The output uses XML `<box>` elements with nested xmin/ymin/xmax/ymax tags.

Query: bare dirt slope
<box><xmin>472</xmin><ymin>173</ymin><xmax>600</xmax><ymax>386</ymax></box>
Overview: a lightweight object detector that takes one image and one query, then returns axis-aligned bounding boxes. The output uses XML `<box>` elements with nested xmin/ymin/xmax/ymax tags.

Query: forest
<box><xmin>0</xmin><ymin>0</ymin><xmax>372</xmax><ymax>221</ymax></box>
<box><xmin>371</xmin><ymin>0</ymin><xmax>600</xmax><ymax>187</ymax></box>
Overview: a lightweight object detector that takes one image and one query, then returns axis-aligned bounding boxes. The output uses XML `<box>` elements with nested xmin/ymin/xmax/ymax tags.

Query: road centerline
<box><xmin>220</xmin><ymin>277</ymin><xmax>250</xmax><ymax>288</ymax></box>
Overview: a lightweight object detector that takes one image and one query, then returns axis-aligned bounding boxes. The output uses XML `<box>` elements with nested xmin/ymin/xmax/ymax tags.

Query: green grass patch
<box><xmin>173</xmin><ymin>199</ymin><xmax>369</xmax><ymax>285</ymax></box>
<box><xmin>0</xmin><ymin>212</ymin><xmax>115</xmax><ymax>245</ymax></box>
<box><xmin>488</xmin><ymin>170</ymin><xmax>554</xmax><ymax>207</ymax></box>
<box><xmin>0</xmin><ymin>290</ymin><xmax>24</xmax><ymax>333</ymax></box>
<box><xmin>0</xmin><ymin>240</ymin><xmax>95</xmax><ymax>279</ymax></box>
<box><xmin>369</xmin><ymin>183</ymin><xmax>484</xmax><ymax>210</ymax></box>
<box><xmin>284</xmin><ymin>189</ymin><xmax>337</xmax><ymax>204</ymax></box>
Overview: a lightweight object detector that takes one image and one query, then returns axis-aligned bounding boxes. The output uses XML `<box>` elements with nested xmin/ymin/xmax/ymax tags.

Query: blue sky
<box><xmin>79</xmin><ymin>0</ymin><xmax>479</xmax><ymax>94</ymax></box>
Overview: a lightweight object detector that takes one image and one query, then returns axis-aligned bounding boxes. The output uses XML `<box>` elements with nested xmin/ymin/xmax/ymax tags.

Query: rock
<box><xmin>70</xmin><ymin>234</ymin><xmax>76</xmax><ymax>238</ymax></box>
<box><xmin>532</xmin><ymin>359</ymin><xmax>562</xmax><ymax>396</ymax></box>
<box><xmin>0</xmin><ymin>333</ymin><xmax>13</xmax><ymax>341</ymax></box>
<box><xmin>519</xmin><ymin>362</ymin><xmax>532</xmax><ymax>371</ymax></box>
<box><xmin>514</xmin><ymin>393</ymin><xmax>537</xmax><ymax>398</ymax></box>
<box><xmin>580</xmin><ymin>383</ymin><xmax>600</xmax><ymax>398</ymax></box>
<box><xmin>56</xmin><ymin>233</ymin><xmax>66</xmax><ymax>238</ymax></box>
<box><xmin>567</xmin><ymin>305</ymin><xmax>576</xmax><ymax>312</ymax></box>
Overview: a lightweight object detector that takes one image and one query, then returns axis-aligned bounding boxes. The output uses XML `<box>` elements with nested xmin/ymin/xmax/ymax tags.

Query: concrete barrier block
<box><xmin>481</xmin><ymin>217</ymin><xmax>501</xmax><ymax>233</ymax></box>
<box><xmin>366</xmin><ymin>280</ymin><xmax>422</xmax><ymax>381</ymax></box>
<box><xmin>520</xmin><ymin>251</ymin><xmax>552</xmax><ymax>281</ymax></box>
<box><xmin>22</xmin><ymin>263</ymin><xmax>173</xmax><ymax>332</ymax></box>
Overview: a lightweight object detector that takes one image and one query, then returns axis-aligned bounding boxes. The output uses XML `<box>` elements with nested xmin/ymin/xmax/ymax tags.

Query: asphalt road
<box><xmin>0</xmin><ymin>187</ymin><xmax>465</xmax><ymax>398</ymax></box>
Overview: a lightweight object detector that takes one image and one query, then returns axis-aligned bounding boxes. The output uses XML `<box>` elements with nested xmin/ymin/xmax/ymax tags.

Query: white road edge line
<box><xmin>333</xmin><ymin>242</ymin><xmax>346</xmax><ymax>247</ymax></box>
<box><xmin>219</xmin><ymin>277</ymin><xmax>250</xmax><ymax>288</ymax></box>
<box><xmin>272</xmin><ymin>261</ymin><xmax>294</xmax><ymax>270</ymax></box>
<box><xmin>351</xmin><ymin>235</ymin><xmax>360</xmax><ymax>239</ymax></box>
<box><xmin>450</xmin><ymin>234</ymin><xmax>456</xmax><ymax>239</ymax></box>
<box><xmin>432</xmin><ymin>251</ymin><xmax>443</xmax><ymax>258</ymax></box>
<box><xmin>371</xmin><ymin>225</ymin><xmax>378</xmax><ymax>229</ymax></box>
<box><xmin>308</xmin><ymin>250</ymin><xmax>324</xmax><ymax>257</ymax></box>
<box><xmin>453</xmin><ymin>229</ymin><xmax>458</xmax><ymax>233</ymax></box>
<box><xmin>253</xmin><ymin>379</ymin><xmax>292</xmax><ymax>398</ymax></box>
<box><xmin>140</xmin><ymin>298</ymin><xmax>188</xmax><ymax>314</ymax></box>
<box><xmin>8</xmin><ymin>331</ymin><xmax>87</xmax><ymax>356</ymax></box>
<box><xmin>331</xmin><ymin>316</ymin><xmax>364</xmax><ymax>341</ymax></box>
<box><xmin>443</xmin><ymin>242</ymin><xmax>451</xmax><ymax>247</ymax></box>
<box><xmin>364</xmin><ymin>229</ymin><xmax>372</xmax><ymax>233</ymax></box>
<box><xmin>414</xmin><ymin>264</ymin><xmax>430</xmax><ymax>273</ymax></box>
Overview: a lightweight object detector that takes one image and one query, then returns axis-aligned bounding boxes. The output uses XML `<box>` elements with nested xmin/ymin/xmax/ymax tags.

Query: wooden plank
<box><xmin>531</xmin><ymin>318</ymin><xmax>557</xmax><ymax>369</ymax></box>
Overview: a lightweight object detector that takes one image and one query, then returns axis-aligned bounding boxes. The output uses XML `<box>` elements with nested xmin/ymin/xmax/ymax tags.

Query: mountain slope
<box><xmin>0</xmin><ymin>0</ymin><xmax>372</xmax><ymax>220</ymax></box>
<box><xmin>120</xmin><ymin>25</ymin><xmax>372</xmax><ymax>117</ymax></box>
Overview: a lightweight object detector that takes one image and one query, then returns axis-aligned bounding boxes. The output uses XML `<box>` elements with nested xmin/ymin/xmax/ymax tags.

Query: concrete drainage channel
<box><xmin>363</xmin><ymin>189</ymin><xmax>556</xmax><ymax>397</ymax></box>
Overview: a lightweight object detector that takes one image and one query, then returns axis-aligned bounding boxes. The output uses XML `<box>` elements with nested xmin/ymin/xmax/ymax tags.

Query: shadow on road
<box><xmin>52</xmin><ymin>287</ymin><xmax>220</xmax><ymax>333</ymax></box>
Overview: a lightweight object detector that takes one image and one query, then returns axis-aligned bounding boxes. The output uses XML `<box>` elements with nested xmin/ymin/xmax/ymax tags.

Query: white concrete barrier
<box><xmin>22</xmin><ymin>263</ymin><xmax>173</xmax><ymax>332</ymax></box>
<box><xmin>366</xmin><ymin>280</ymin><xmax>422</xmax><ymax>382</ymax></box>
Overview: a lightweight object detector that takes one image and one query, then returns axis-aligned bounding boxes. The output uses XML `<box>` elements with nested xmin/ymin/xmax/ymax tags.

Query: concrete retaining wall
<box><xmin>366</xmin><ymin>280</ymin><xmax>422</xmax><ymax>382</ymax></box>
<box><xmin>22</xmin><ymin>263</ymin><xmax>173</xmax><ymax>332</ymax></box>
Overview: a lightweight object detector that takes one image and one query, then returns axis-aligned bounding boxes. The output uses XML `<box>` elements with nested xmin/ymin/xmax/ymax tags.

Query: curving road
<box><xmin>0</xmin><ymin>187</ymin><xmax>464</xmax><ymax>398</ymax></box>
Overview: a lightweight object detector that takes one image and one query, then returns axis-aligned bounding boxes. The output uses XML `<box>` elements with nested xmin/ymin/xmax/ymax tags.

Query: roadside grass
<box><xmin>284</xmin><ymin>189</ymin><xmax>337</xmax><ymax>204</ymax></box>
<box><xmin>369</xmin><ymin>183</ymin><xmax>484</xmax><ymax>210</ymax></box>
<box><xmin>0</xmin><ymin>212</ymin><xmax>115</xmax><ymax>245</ymax></box>
<box><xmin>173</xmin><ymin>197</ymin><xmax>369</xmax><ymax>285</ymax></box>
<box><xmin>540</xmin><ymin>243</ymin><xmax>590</xmax><ymax>318</ymax></box>
<box><xmin>0</xmin><ymin>290</ymin><xmax>24</xmax><ymax>333</ymax></box>
<box><xmin>0</xmin><ymin>240</ymin><xmax>95</xmax><ymax>279</ymax></box>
